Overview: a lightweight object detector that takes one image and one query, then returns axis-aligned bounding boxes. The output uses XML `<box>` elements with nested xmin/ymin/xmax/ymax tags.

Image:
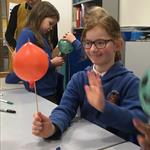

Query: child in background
<box><xmin>62</xmin><ymin>6</ymin><xmax>109</xmax><ymax>59</ymax></box>
<box><xmin>5</xmin><ymin>0</ymin><xmax>58</xmax><ymax>50</ymax></box>
<box><xmin>16</xmin><ymin>1</ymin><xmax>64</xmax><ymax>103</ymax></box>
<box><xmin>62</xmin><ymin>7</ymin><xmax>110</xmax><ymax>77</ymax></box>
<box><xmin>5</xmin><ymin>0</ymin><xmax>41</xmax><ymax>83</ymax></box>
<box><xmin>5</xmin><ymin>0</ymin><xmax>59</xmax><ymax>86</ymax></box>
<box><xmin>32</xmin><ymin>6</ymin><xmax>147</xmax><ymax>144</ymax></box>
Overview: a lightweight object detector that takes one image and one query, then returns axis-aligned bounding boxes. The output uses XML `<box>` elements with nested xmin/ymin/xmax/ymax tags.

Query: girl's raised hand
<box><xmin>84</xmin><ymin>71</ymin><xmax>105</xmax><ymax>112</ymax></box>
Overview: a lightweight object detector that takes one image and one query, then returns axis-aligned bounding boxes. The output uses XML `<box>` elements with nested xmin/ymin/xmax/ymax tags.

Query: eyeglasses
<box><xmin>82</xmin><ymin>39</ymin><xmax>113</xmax><ymax>49</ymax></box>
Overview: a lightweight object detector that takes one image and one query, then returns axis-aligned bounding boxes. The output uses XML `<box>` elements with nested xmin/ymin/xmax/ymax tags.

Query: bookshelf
<box><xmin>72</xmin><ymin>0</ymin><xmax>102</xmax><ymax>30</ymax></box>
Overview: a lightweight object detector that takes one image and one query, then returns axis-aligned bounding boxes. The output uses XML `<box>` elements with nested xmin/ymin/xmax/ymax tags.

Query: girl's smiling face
<box><xmin>84</xmin><ymin>25</ymin><xmax>119</xmax><ymax>70</ymax></box>
<box><xmin>40</xmin><ymin>17</ymin><xmax>57</xmax><ymax>34</ymax></box>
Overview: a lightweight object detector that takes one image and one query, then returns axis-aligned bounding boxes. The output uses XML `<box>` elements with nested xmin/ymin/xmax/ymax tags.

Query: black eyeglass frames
<box><xmin>82</xmin><ymin>39</ymin><xmax>113</xmax><ymax>49</ymax></box>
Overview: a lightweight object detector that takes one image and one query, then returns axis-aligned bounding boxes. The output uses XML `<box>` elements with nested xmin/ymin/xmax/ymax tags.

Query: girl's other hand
<box><xmin>32</xmin><ymin>112</ymin><xmax>56</xmax><ymax>138</ymax></box>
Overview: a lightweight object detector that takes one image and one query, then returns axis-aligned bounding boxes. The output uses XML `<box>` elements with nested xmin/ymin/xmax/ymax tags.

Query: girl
<box><xmin>32</xmin><ymin>6</ymin><xmax>147</xmax><ymax>144</ymax></box>
<box><xmin>16</xmin><ymin>1</ymin><xmax>64</xmax><ymax>103</ymax></box>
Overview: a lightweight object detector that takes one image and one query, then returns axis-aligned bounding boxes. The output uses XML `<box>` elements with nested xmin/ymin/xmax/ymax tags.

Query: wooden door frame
<box><xmin>0</xmin><ymin>0</ymin><xmax>3</xmax><ymax>72</ymax></box>
<box><xmin>0</xmin><ymin>0</ymin><xmax>24</xmax><ymax>77</ymax></box>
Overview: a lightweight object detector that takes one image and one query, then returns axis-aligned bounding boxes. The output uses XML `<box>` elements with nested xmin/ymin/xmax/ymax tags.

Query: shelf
<box><xmin>73</xmin><ymin>27</ymin><xmax>84</xmax><ymax>30</ymax></box>
<box><xmin>0</xmin><ymin>71</ymin><xmax>9</xmax><ymax>77</ymax></box>
<box><xmin>72</xmin><ymin>0</ymin><xmax>102</xmax><ymax>29</ymax></box>
<box><xmin>73</xmin><ymin>0</ymin><xmax>95</xmax><ymax>6</ymax></box>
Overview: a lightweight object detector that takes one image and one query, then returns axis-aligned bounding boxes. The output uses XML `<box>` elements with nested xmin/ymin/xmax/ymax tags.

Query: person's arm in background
<box><xmin>5</xmin><ymin>72</ymin><xmax>21</xmax><ymax>84</ymax></box>
<box><xmin>5</xmin><ymin>4</ymin><xmax>20</xmax><ymax>49</ymax></box>
<box><xmin>62</xmin><ymin>32</ymin><xmax>88</xmax><ymax>63</ymax></box>
<box><xmin>63</xmin><ymin>32</ymin><xmax>76</xmax><ymax>43</ymax></box>
<box><xmin>133</xmin><ymin>119</ymin><xmax>150</xmax><ymax>150</ymax></box>
<box><xmin>63</xmin><ymin>32</ymin><xmax>82</xmax><ymax>50</ymax></box>
<box><xmin>16</xmin><ymin>28</ymin><xmax>37</xmax><ymax>54</ymax></box>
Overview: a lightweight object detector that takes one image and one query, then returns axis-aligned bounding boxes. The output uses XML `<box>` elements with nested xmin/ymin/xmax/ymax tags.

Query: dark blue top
<box><xmin>50</xmin><ymin>61</ymin><xmax>148</xmax><ymax>143</ymax></box>
<box><xmin>16</xmin><ymin>27</ymin><xmax>57</xmax><ymax>97</ymax></box>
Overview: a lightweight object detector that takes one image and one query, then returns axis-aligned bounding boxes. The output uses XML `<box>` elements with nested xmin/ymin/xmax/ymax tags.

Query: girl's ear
<box><xmin>114</xmin><ymin>38</ymin><xmax>124</xmax><ymax>52</ymax></box>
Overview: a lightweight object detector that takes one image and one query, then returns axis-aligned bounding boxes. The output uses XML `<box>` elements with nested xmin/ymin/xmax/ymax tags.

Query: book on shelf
<box><xmin>72</xmin><ymin>7</ymin><xmax>77</xmax><ymax>28</ymax></box>
<box><xmin>73</xmin><ymin>1</ymin><xmax>98</xmax><ymax>28</ymax></box>
<box><xmin>76</xmin><ymin>7</ymin><xmax>81</xmax><ymax>28</ymax></box>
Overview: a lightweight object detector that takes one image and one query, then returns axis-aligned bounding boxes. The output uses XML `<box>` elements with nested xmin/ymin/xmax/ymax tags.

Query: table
<box><xmin>1</xmin><ymin>89</ymin><xmax>126</xmax><ymax>150</ymax></box>
<box><xmin>104</xmin><ymin>142</ymin><xmax>140</xmax><ymax>150</ymax></box>
<box><xmin>0</xmin><ymin>77</ymin><xmax>24</xmax><ymax>90</ymax></box>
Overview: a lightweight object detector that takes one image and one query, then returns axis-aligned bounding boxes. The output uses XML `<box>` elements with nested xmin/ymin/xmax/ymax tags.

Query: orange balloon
<box><xmin>13</xmin><ymin>42</ymin><xmax>49</xmax><ymax>88</ymax></box>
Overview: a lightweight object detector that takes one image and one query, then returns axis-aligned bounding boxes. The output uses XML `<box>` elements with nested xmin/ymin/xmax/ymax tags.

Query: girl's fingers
<box><xmin>137</xmin><ymin>135</ymin><xmax>145</xmax><ymax>147</ymax></box>
<box><xmin>133</xmin><ymin>119</ymin><xmax>147</xmax><ymax>134</ymax></box>
<box><xmin>32</xmin><ymin>124</ymin><xmax>43</xmax><ymax>131</ymax></box>
<box><xmin>33</xmin><ymin>119</ymin><xmax>42</xmax><ymax>126</ymax></box>
<box><xmin>32</xmin><ymin>129</ymin><xmax>42</xmax><ymax>135</ymax></box>
<box><xmin>87</xmin><ymin>71</ymin><xmax>97</xmax><ymax>85</ymax></box>
<box><xmin>84</xmin><ymin>85</ymin><xmax>90</xmax><ymax>97</ymax></box>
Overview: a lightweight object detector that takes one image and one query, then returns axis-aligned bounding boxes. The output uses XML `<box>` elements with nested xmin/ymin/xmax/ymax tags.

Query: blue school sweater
<box><xmin>50</xmin><ymin>61</ymin><xmax>148</xmax><ymax>143</ymax></box>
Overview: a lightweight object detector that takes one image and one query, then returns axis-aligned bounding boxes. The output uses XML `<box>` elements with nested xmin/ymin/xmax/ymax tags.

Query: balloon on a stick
<box><xmin>13</xmin><ymin>41</ymin><xmax>49</xmax><ymax>112</ymax></box>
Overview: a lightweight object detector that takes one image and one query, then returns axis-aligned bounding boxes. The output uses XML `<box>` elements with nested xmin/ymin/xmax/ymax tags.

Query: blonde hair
<box><xmin>82</xmin><ymin>6</ymin><xmax>123</xmax><ymax>61</ymax></box>
<box><xmin>84</xmin><ymin>6</ymin><xmax>108</xmax><ymax>27</ymax></box>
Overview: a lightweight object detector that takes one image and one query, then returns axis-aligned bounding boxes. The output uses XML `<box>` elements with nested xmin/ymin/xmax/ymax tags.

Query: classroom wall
<box><xmin>119</xmin><ymin>0</ymin><xmax>150</xmax><ymax>26</ymax></box>
<box><xmin>125</xmin><ymin>42</ymin><xmax>150</xmax><ymax>78</ymax></box>
<box><xmin>119</xmin><ymin>0</ymin><xmax>150</xmax><ymax>78</ymax></box>
<box><xmin>45</xmin><ymin>0</ymin><xmax>150</xmax><ymax>38</ymax></box>
<box><xmin>44</xmin><ymin>0</ymin><xmax>72</xmax><ymax>40</ymax></box>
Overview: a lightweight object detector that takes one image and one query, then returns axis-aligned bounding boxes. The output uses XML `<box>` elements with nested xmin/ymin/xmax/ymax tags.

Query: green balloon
<box><xmin>139</xmin><ymin>69</ymin><xmax>150</xmax><ymax>116</ymax></box>
<box><xmin>58</xmin><ymin>39</ymin><xmax>73</xmax><ymax>55</ymax></box>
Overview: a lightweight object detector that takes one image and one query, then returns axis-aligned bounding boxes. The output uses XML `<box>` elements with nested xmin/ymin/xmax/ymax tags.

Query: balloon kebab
<box><xmin>58</xmin><ymin>39</ymin><xmax>73</xmax><ymax>56</ymax></box>
<box><xmin>13</xmin><ymin>42</ymin><xmax>49</xmax><ymax>88</ymax></box>
<box><xmin>139</xmin><ymin>69</ymin><xmax>150</xmax><ymax>117</ymax></box>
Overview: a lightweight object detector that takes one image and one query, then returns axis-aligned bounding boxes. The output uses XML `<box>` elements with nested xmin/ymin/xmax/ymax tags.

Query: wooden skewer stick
<box><xmin>34</xmin><ymin>82</ymin><xmax>39</xmax><ymax>112</ymax></box>
<box><xmin>7</xmin><ymin>45</ymin><xmax>15</xmax><ymax>55</ymax></box>
<box><xmin>0</xmin><ymin>78</ymin><xmax>4</xmax><ymax>97</ymax></box>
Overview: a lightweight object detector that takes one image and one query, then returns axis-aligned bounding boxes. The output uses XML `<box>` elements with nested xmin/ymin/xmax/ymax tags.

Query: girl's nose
<box><xmin>90</xmin><ymin>44</ymin><xmax>98</xmax><ymax>53</ymax></box>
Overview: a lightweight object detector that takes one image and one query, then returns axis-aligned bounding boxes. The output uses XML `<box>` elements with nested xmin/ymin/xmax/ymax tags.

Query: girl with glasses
<box><xmin>32</xmin><ymin>6</ymin><xmax>147</xmax><ymax>144</ymax></box>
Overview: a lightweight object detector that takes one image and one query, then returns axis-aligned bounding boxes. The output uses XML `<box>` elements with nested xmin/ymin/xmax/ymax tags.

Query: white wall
<box><xmin>44</xmin><ymin>0</ymin><xmax>72</xmax><ymax>40</ymax></box>
<box><xmin>44</xmin><ymin>0</ymin><xmax>150</xmax><ymax>37</ymax></box>
<box><xmin>125</xmin><ymin>42</ymin><xmax>150</xmax><ymax>78</ymax></box>
<box><xmin>119</xmin><ymin>0</ymin><xmax>150</xmax><ymax>27</ymax></box>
